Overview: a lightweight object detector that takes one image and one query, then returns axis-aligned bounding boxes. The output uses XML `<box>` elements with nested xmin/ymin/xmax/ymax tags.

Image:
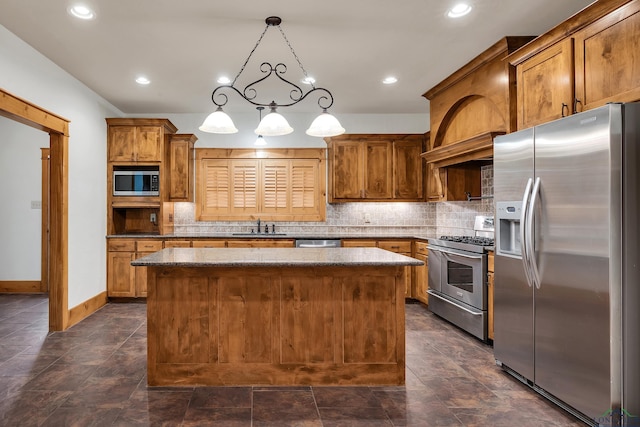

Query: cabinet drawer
<box><xmin>136</xmin><ymin>240</ymin><xmax>163</xmax><ymax>252</ymax></box>
<box><xmin>378</xmin><ymin>240</ymin><xmax>411</xmax><ymax>253</ymax></box>
<box><xmin>164</xmin><ymin>240</ymin><xmax>192</xmax><ymax>248</ymax></box>
<box><xmin>415</xmin><ymin>241</ymin><xmax>429</xmax><ymax>256</ymax></box>
<box><xmin>192</xmin><ymin>240</ymin><xmax>227</xmax><ymax>248</ymax></box>
<box><xmin>107</xmin><ymin>239</ymin><xmax>136</xmax><ymax>252</ymax></box>
<box><xmin>341</xmin><ymin>240</ymin><xmax>377</xmax><ymax>247</ymax></box>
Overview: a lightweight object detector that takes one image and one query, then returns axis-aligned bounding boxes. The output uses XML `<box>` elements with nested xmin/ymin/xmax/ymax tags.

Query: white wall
<box><xmin>0</xmin><ymin>116</ymin><xmax>48</xmax><ymax>280</ymax></box>
<box><xmin>0</xmin><ymin>24</ymin><xmax>123</xmax><ymax>307</ymax></box>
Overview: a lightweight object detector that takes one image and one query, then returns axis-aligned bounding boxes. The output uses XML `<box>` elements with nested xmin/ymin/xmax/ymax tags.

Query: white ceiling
<box><xmin>0</xmin><ymin>0</ymin><xmax>594</xmax><ymax>115</ymax></box>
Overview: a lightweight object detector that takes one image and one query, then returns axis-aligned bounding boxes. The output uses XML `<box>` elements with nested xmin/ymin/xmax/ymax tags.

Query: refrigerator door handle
<box><xmin>528</xmin><ymin>177</ymin><xmax>542</xmax><ymax>289</ymax></box>
<box><xmin>521</xmin><ymin>178</ymin><xmax>534</xmax><ymax>287</ymax></box>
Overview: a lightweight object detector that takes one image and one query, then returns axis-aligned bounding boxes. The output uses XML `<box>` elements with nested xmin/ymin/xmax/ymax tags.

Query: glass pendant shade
<box><xmin>254</xmin><ymin>135</ymin><xmax>267</xmax><ymax>146</ymax></box>
<box><xmin>305</xmin><ymin>110</ymin><xmax>346</xmax><ymax>137</ymax></box>
<box><xmin>254</xmin><ymin>110</ymin><xmax>294</xmax><ymax>136</ymax></box>
<box><xmin>199</xmin><ymin>107</ymin><xmax>238</xmax><ymax>134</ymax></box>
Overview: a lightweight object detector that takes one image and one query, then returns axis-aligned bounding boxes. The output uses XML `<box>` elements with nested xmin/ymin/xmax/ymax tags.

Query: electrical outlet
<box><xmin>150</xmin><ymin>213</ymin><xmax>157</xmax><ymax>223</ymax></box>
<box><xmin>364</xmin><ymin>213</ymin><xmax>371</xmax><ymax>224</ymax></box>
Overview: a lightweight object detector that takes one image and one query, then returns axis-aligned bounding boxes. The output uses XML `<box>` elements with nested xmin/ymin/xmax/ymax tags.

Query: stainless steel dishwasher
<box><xmin>295</xmin><ymin>239</ymin><xmax>341</xmax><ymax>248</ymax></box>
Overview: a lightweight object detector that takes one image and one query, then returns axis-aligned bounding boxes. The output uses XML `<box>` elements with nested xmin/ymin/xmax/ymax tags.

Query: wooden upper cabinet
<box><xmin>331</xmin><ymin>141</ymin><xmax>363</xmax><ymax>199</ymax></box>
<box><xmin>108</xmin><ymin>125</ymin><xmax>162</xmax><ymax>162</ymax></box>
<box><xmin>364</xmin><ymin>141</ymin><xmax>393</xmax><ymax>199</ymax></box>
<box><xmin>168</xmin><ymin>134</ymin><xmax>197</xmax><ymax>202</ymax></box>
<box><xmin>574</xmin><ymin>1</ymin><xmax>640</xmax><ymax>112</ymax></box>
<box><xmin>516</xmin><ymin>38</ymin><xmax>575</xmax><ymax>130</ymax></box>
<box><xmin>196</xmin><ymin>149</ymin><xmax>326</xmax><ymax>222</ymax></box>
<box><xmin>509</xmin><ymin>0</ymin><xmax>640</xmax><ymax>129</ymax></box>
<box><xmin>326</xmin><ymin>134</ymin><xmax>424</xmax><ymax>202</ymax></box>
<box><xmin>107</xmin><ymin>118</ymin><xmax>177</xmax><ymax>163</ymax></box>
<box><xmin>393</xmin><ymin>137</ymin><xmax>424</xmax><ymax>199</ymax></box>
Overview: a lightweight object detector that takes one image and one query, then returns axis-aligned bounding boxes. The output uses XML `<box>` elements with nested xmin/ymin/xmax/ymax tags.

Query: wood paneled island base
<box><xmin>134</xmin><ymin>248</ymin><xmax>421</xmax><ymax>387</ymax></box>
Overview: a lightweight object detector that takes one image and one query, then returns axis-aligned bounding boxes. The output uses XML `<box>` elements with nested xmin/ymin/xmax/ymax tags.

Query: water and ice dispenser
<box><xmin>496</xmin><ymin>201</ymin><xmax>522</xmax><ymax>257</ymax></box>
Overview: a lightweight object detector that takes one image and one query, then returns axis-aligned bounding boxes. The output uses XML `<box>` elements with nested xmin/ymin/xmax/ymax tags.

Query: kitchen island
<box><xmin>132</xmin><ymin>247</ymin><xmax>422</xmax><ymax>387</ymax></box>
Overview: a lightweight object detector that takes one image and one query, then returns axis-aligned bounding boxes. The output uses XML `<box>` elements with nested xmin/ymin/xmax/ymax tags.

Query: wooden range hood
<box><xmin>421</xmin><ymin>131</ymin><xmax>503</xmax><ymax>169</ymax></box>
<box><xmin>419</xmin><ymin>37</ymin><xmax>533</xmax><ymax>201</ymax></box>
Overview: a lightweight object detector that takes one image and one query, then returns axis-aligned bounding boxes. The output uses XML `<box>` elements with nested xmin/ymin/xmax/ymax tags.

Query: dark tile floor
<box><xmin>0</xmin><ymin>294</ymin><xmax>585</xmax><ymax>426</ymax></box>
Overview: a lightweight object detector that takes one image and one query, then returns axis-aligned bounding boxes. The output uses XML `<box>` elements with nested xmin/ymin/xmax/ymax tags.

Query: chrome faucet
<box><xmin>256</xmin><ymin>218</ymin><xmax>261</xmax><ymax>233</ymax></box>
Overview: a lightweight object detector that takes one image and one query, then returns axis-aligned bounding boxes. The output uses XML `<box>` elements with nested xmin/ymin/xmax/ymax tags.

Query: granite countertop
<box><xmin>107</xmin><ymin>233</ymin><xmax>433</xmax><ymax>241</ymax></box>
<box><xmin>131</xmin><ymin>247</ymin><xmax>424</xmax><ymax>268</ymax></box>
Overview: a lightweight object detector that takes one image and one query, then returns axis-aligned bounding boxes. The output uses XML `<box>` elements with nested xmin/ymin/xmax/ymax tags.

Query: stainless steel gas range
<box><xmin>427</xmin><ymin>217</ymin><xmax>494</xmax><ymax>341</ymax></box>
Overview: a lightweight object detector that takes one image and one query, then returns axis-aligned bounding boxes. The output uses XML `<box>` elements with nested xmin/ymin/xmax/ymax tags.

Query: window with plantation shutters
<box><xmin>291</xmin><ymin>160</ymin><xmax>317</xmax><ymax>210</ymax></box>
<box><xmin>195</xmin><ymin>149</ymin><xmax>326</xmax><ymax>221</ymax></box>
<box><xmin>262</xmin><ymin>160</ymin><xmax>289</xmax><ymax>212</ymax></box>
<box><xmin>202</xmin><ymin>159</ymin><xmax>230</xmax><ymax>212</ymax></box>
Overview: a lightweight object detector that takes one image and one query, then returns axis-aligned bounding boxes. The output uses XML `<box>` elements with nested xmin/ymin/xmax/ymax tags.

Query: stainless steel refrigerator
<box><xmin>493</xmin><ymin>103</ymin><xmax>640</xmax><ymax>426</ymax></box>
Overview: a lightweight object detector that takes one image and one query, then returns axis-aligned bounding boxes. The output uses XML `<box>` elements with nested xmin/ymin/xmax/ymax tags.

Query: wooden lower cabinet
<box><xmin>146</xmin><ymin>263</ymin><xmax>407</xmax><ymax>386</ymax></box>
<box><xmin>488</xmin><ymin>251</ymin><xmax>495</xmax><ymax>341</ymax></box>
<box><xmin>192</xmin><ymin>240</ymin><xmax>226</xmax><ymax>248</ymax></box>
<box><xmin>107</xmin><ymin>239</ymin><xmax>162</xmax><ymax>297</ymax></box>
<box><xmin>412</xmin><ymin>241</ymin><xmax>428</xmax><ymax>304</ymax></box>
<box><xmin>342</xmin><ymin>239</ymin><xmax>414</xmax><ymax>297</ymax></box>
<box><xmin>227</xmin><ymin>239</ymin><xmax>295</xmax><ymax>248</ymax></box>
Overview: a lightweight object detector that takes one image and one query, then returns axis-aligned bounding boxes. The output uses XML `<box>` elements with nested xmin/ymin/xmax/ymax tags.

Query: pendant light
<box><xmin>199</xmin><ymin>16</ymin><xmax>345</xmax><ymax>138</ymax></box>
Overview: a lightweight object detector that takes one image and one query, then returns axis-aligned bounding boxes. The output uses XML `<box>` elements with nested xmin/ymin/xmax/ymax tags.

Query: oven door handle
<box><xmin>427</xmin><ymin>290</ymin><xmax>483</xmax><ymax>316</ymax></box>
<box><xmin>430</xmin><ymin>247</ymin><xmax>483</xmax><ymax>260</ymax></box>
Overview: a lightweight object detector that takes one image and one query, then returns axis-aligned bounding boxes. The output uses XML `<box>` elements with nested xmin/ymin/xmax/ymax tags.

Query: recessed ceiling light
<box><xmin>447</xmin><ymin>3</ymin><xmax>472</xmax><ymax>18</ymax></box>
<box><xmin>68</xmin><ymin>4</ymin><xmax>96</xmax><ymax>20</ymax></box>
<box><xmin>217</xmin><ymin>76</ymin><xmax>231</xmax><ymax>84</ymax></box>
<box><xmin>301</xmin><ymin>76</ymin><xmax>316</xmax><ymax>85</ymax></box>
<box><xmin>382</xmin><ymin>76</ymin><xmax>398</xmax><ymax>85</ymax></box>
<box><xmin>135</xmin><ymin>76</ymin><xmax>151</xmax><ymax>85</ymax></box>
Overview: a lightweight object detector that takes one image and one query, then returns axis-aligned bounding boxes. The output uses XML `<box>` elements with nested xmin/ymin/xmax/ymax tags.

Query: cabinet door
<box><xmin>262</xmin><ymin>160</ymin><xmax>289</xmax><ymax>214</ymax></box>
<box><xmin>108</xmin><ymin>126</ymin><xmax>136</xmax><ymax>162</ymax></box>
<box><xmin>230</xmin><ymin>160</ymin><xmax>259</xmax><ymax>214</ymax></box>
<box><xmin>107</xmin><ymin>251</ymin><xmax>135</xmax><ymax>297</ymax></box>
<box><xmin>363</xmin><ymin>141</ymin><xmax>393</xmax><ymax>199</ymax></box>
<box><xmin>332</xmin><ymin>141</ymin><xmax>363</xmax><ymax>199</ymax></box>
<box><xmin>393</xmin><ymin>139</ymin><xmax>423</xmax><ymax>200</ymax></box>
<box><xmin>516</xmin><ymin>38</ymin><xmax>575</xmax><ymax>130</ymax></box>
<box><xmin>169</xmin><ymin>138</ymin><xmax>193</xmax><ymax>201</ymax></box>
<box><xmin>290</xmin><ymin>159</ymin><xmax>323</xmax><ymax>217</ymax></box>
<box><xmin>378</xmin><ymin>240</ymin><xmax>412</xmax><ymax>297</ymax></box>
<box><xmin>134</xmin><ymin>252</ymin><xmax>153</xmax><ymax>297</ymax></box>
<box><xmin>135</xmin><ymin>126</ymin><xmax>163</xmax><ymax>162</ymax></box>
<box><xmin>413</xmin><ymin>252</ymin><xmax>428</xmax><ymax>304</ymax></box>
<box><xmin>574</xmin><ymin>2</ymin><xmax>640</xmax><ymax>112</ymax></box>
<box><xmin>199</xmin><ymin>159</ymin><xmax>231</xmax><ymax>218</ymax></box>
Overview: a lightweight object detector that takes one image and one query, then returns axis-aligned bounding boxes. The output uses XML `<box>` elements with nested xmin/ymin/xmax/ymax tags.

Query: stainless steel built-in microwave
<box><xmin>113</xmin><ymin>170</ymin><xmax>159</xmax><ymax>196</ymax></box>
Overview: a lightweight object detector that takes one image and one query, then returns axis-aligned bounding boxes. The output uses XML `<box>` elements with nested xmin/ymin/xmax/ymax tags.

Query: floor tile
<box><xmin>0</xmin><ymin>295</ymin><xmax>589</xmax><ymax>426</ymax></box>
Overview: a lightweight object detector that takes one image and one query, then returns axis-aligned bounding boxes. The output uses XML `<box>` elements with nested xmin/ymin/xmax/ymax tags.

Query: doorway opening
<box><xmin>0</xmin><ymin>88</ymin><xmax>69</xmax><ymax>331</ymax></box>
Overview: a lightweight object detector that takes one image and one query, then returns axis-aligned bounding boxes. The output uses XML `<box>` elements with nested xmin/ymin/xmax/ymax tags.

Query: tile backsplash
<box><xmin>173</xmin><ymin>165</ymin><xmax>494</xmax><ymax>237</ymax></box>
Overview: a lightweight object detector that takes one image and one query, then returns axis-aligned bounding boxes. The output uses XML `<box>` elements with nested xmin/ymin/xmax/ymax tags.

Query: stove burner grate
<box><xmin>439</xmin><ymin>235</ymin><xmax>495</xmax><ymax>246</ymax></box>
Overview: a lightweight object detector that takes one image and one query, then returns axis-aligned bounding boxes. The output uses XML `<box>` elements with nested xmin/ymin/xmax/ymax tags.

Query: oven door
<box><xmin>436</xmin><ymin>247</ymin><xmax>486</xmax><ymax>310</ymax></box>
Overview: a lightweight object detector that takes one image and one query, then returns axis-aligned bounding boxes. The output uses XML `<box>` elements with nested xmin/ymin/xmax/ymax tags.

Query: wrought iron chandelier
<box><xmin>199</xmin><ymin>16</ymin><xmax>345</xmax><ymax>138</ymax></box>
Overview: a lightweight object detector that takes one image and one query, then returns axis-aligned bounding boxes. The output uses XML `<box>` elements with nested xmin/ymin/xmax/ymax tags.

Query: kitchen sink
<box><xmin>230</xmin><ymin>233</ymin><xmax>288</xmax><ymax>237</ymax></box>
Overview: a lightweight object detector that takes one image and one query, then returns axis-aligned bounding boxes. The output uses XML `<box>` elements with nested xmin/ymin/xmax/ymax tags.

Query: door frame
<box><xmin>0</xmin><ymin>88</ymin><xmax>69</xmax><ymax>331</ymax></box>
<box><xmin>41</xmin><ymin>147</ymin><xmax>50</xmax><ymax>293</ymax></box>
